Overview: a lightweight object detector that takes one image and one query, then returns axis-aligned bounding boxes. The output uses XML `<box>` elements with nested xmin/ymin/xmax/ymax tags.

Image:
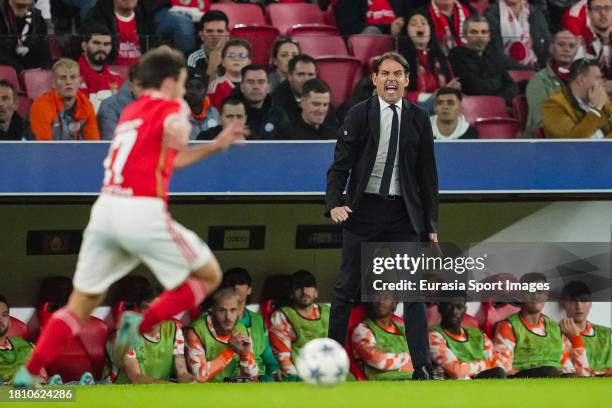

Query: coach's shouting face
<box><xmin>371</xmin><ymin>58</ymin><xmax>409</xmax><ymax>105</ymax></box>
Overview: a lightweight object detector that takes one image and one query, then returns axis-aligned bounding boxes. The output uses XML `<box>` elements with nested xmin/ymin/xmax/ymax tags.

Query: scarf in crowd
<box><xmin>366</xmin><ymin>0</ymin><xmax>396</xmax><ymax>25</ymax></box>
<box><xmin>500</xmin><ymin>0</ymin><xmax>537</xmax><ymax>67</ymax></box>
<box><xmin>550</xmin><ymin>61</ymin><xmax>570</xmax><ymax>83</ymax></box>
<box><xmin>429</xmin><ymin>0</ymin><xmax>469</xmax><ymax>51</ymax></box>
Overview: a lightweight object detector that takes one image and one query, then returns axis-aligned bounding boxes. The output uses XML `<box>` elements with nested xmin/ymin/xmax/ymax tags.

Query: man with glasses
<box><xmin>187</xmin><ymin>10</ymin><xmax>230</xmax><ymax>81</ymax></box>
<box><xmin>564</xmin><ymin>0</ymin><xmax>612</xmax><ymax>80</ymax></box>
<box><xmin>207</xmin><ymin>38</ymin><xmax>252</xmax><ymax>110</ymax></box>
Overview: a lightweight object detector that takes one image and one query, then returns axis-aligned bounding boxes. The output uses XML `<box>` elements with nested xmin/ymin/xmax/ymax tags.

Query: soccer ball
<box><xmin>296</xmin><ymin>338</ymin><xmax>349</xmax><ymax>386</ymax></box>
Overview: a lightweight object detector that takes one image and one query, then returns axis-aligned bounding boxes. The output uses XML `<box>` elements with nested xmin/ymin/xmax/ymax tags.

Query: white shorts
<box><xmin>73</xmin><ymin>194</ymin><xmax>213</xmax><ymax>294</ymax></box>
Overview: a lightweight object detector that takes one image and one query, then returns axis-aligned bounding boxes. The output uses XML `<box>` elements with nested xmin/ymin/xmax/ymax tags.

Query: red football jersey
<box><xmin>102</xmin><ymin>93</ymin><xmax>189</xmax><ymax>201</ymax></box>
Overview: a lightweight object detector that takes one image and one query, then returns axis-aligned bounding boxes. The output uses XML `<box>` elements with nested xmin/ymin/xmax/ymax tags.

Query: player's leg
<box><xmin>21</xmin><ymin>290</ymin><xmax>105</xmax><ymax>379</ymax></box>
<box><xmin>139</xmin><ymin>256</ymin><xmax>222</xmax><ymax>334</ymax></box>
<box><xmin>16</xmin><ymin>197</ymin><xmax>140</xmax><ymax>385</ymax></box>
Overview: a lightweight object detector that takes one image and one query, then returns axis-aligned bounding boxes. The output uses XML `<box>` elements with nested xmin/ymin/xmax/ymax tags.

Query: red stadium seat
<box><xmin>508</xmin><ymin>70</ymin><xmax>536</xmax><ymax>93</ymax></box>
<box><xmin>20</xmin><ymin>69</ymin><xmax>54</xmax><ymax>100</ymax></box>
<box><xmin>0</xmin><ymin>65</ymin><xmax>20</xmax><ymax>92</ymax></box>
<box><xmin>287</xmin><ymin>24</ymin><xmax>338</xmax><ymax>36</ymax></box>
<box><xmin>266</xmin><ymin>2</ymin><xmax>327</xmax><ymax>35</ymax></box>
<box><xmin>476</xmin><ymin>301</ymin><xmax>521</xmax><ymax>338</ymax></box>
<box><xmin>45</xmin><ymin>316</ymin><xmax>109</xmax><ymax>381</ymax></box>
<box><xmin>345</xmin><ymin>305</ymin><xmax>367</xmax><ymax>381</ymax></box>
<box><xmin>348</xmin><ymin>35</ymin><xmax>395</xmax><ymax>68</ymax></box>
<box><xmin>461</xmin><ymin>95</ymin><xmax>510</xmax><ymax>124</ymax></box>
<box><xmin>210</xmin><ymin>3</ymin><xmax>266</xmax><ymax>29</ymax></box>
<box><xmin>475</xmin><ymin>118</ymin><xmax>522</xmax><ymax>139</ymax></box>
<box><xmin>293</xmin><ymin>34</ymin><xmax>348</xmax><ymax>57</ymax></box>
<box><xmin>17</xmin><ymin>96</ymin><xmax>32</xmax><ymax>119</ymax></box>
<box><xmin>534</xmin><ymin>127</ymin><xmax>545</xmax><ymax>138</ymax></box>
<box><xmin>512</xmin><ymin>94</ymin><xmax>527</xmax><ymax>131</ymax></box>
<box><xmin>7</xmin><ymin>316</ymin><xmax>28</xmax><ymax>339</ymax></box>
<box><xmin>231</xmin><ymin>25</ymin><xmax>280</xmax><ymax>66</ymax></box>
<box><xmin>324</xmin><ymin>4</ymin><xmax>337</xmax><ymax>26</ymax></box>
<box><xmin>259</xmin><ymin>298</ymin><xmax>274</xmax><ymax>330</ymax></box>
<box><xmin>315</xmin><ymin>56</ymin><xmax>363</xmax><ymax>107</ymax></box>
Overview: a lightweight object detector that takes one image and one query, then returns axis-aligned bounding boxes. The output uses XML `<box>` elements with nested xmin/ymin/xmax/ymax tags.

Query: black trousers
<box><xmin>328</xmin><ymin>194</ymin><xmax>431</xmax><ymax>367</ymax></box>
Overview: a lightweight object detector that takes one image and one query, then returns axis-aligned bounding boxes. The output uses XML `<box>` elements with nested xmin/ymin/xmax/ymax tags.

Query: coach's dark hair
<box><xmin>222</xmin><ymin>267</ymin><xmax>253</xmax><ymax>288</ymax></box>
<box><xmin>220</xmin><ymin>97</ymin><xmax>245</xmax><ymax>114</ymax></box>
<box><xmin>569</xmin><ymin>58</ymin><xmax>599</xmax><ymax>82</ymax></box>
<box><xmin>241</xmin><ymin>64</ymin><xmax>268</xmax><ymax>81</ymax></box>
<box><xmin>372</xmin><ymin>52</ymin><xmax>410</xmax><ymax>75</ymax></box>
<box><xmin>0</xmin><ymin>80</ymin><xmax>17</xmax><ymax>101</ymax></box>
<box><xmin>271</xmin><ymin>36</ymin><xmax>300</xmax><ymax>59</ymax></box>
<box><xmin>198</xmin><ymin>10</ymin><xmax>229</xmax><ymax>32</ymax></box>
<box><xmin>138</xmin><ymin>46</ymin><xmax>186</xmax><ymax>90</ymax></box>
<box><xmin>288</xmin><ymin>54</ymin><xmax>316</xmax><ymax>75</ymax></box>
<box><xmin>561</xmin><ymin>281</ymin><xmax>592</xmax><ymax>301</ymax></box>
<box><xmin>221</xmin><ymin>38</ymin><xmax>252</xmax><ymax>59</ymax></box>
<box><xmin>0</xmin><ymin>295</ymin><xmax>9</xmax><ymax>310</ymax></box>
<box><xmin>435</xmin><ymin>87</ymin><xmax>463</xmax><ymax>101</ymax></box>
<box><xmin>81</xmin><ymin>22</ymin><xmax>112</xmax><ymax>43</ymax></box>
<box><xmin>302</xmin><ymin>78</ymin><xmax>331</xmax><ymax>97</ymax></box>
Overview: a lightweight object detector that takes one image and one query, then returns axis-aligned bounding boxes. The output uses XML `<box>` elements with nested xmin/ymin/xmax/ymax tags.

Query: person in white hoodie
<box><xmin>430</xmin><ymin>87</ymin><xmax>479</xmax><ymax>140</ymax></box>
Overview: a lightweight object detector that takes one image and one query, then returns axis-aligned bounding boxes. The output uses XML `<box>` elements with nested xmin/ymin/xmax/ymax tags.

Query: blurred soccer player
<box><xmin>560</xmin><ymin>281</ymin><xmax>612</xmax><ymax>376</ymax></box>
<box><xmin>430</xmin><ymin>291</ymin><xmax>505</xmax><ymax>379</ymax></box>
<box><xmin>15</xmin><ymin>46</ymin><xmax>247</xmax><ymax>387</ymax></box>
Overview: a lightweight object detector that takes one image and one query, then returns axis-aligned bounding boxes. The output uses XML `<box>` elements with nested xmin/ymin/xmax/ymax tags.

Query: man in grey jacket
<box><xmin>97</xmin><ymin>64</ymin><xmax>142</xmax><ymax>140</ymax></box>
<box><xmin>524</xmin><ymin>29</ymin><xmax>578</xmax><ymax>137</ymax></box>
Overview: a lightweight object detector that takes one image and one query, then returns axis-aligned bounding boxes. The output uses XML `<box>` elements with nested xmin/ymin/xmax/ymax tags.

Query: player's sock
<box><xmin>26</xmin><ymin>308</ymin><xmax>82</xmax><ymax>376</ymax></box>
<box><xmin>139</xmin><ymin>276</ymin><xmax>206</xmax><ymax>333</ymax></box>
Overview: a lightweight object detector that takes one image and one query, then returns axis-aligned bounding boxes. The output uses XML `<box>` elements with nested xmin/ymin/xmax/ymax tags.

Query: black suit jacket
<box><xmin>325</xmin><ymin>96</ymin><xmax>438</xmax><ymax>234</ymax></box>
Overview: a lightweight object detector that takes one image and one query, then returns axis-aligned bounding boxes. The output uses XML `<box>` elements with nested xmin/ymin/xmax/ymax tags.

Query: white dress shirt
<box><xmin>365</xmin><ymin>97</ymin><xmax>403</xmax><ymax>196</ymax></box>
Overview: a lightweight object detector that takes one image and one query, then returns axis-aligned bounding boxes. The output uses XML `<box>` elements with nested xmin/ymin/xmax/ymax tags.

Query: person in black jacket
<box><xmin>280</xmin><ymin>78</ymin><xmax>337</xmax><ymax>140</ymax></box>
<box><xmin>0</xmin><ymin>0</ymin><xmax>51</xmax><ymax>72</ymax></box>
<box><xmin>83</xmin><ymin>0</ymin><xmax>157</xmax><ymax>65</ymax></box>
<box><xmin>231</xmin><ymin>64</ymin><xmax>289</xmax><ymax>140</ymax></box>
<box><xmin>326</xmin><ymin>52</ymin><xmax>439</xmax><ymax>380</ymax></box>
<box><xmin>449</xmin><ymin>16</ymin><xmax>518</xmax><ymax>104</ymax></box>
<box><xmin>0</xmin><ymin>80</ymin><xmax>27</xmax><ymax>140</ymax></box>
<box><xmin>271</xmin><ymin>54</ymin><xmax>338</xmax><ymax>133</ymax></box>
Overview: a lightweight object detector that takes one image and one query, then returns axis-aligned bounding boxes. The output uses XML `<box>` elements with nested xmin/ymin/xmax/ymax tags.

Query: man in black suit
<box><xmin>326</xmin><ymin>52</ymin><xmax>439</xmax><ymax>379</ymax></box>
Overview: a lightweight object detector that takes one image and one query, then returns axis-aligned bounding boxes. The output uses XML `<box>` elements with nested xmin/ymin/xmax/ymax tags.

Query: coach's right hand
<box><xmin>330</xmin><ymin>206</ymin><xmax>352</xmax><ymax>223</ymax></box>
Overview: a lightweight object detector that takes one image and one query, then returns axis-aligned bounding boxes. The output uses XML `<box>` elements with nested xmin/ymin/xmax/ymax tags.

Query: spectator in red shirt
<box><xmin>79</xmin><ymin>23</ymin><xmax>125</xmax><ymax>112</ymax></box>
<box><xmin>397</xmin><ymin>11</ymin><xmax>459</xmax><ymax>113</ymax></box>
<box><xmin>334</xmin><ymin>0</ymin><xmax>413</xmax><ymax>36</ymax></box>
<box><xmin>83</xmin><ymin>0</ymin><xmax>156</xmax><ymax>66</ymax></box>
<box><xmin>207</xmin><ymin>38</ymin><xmax>252</xmax><ymax>110</ymax></box>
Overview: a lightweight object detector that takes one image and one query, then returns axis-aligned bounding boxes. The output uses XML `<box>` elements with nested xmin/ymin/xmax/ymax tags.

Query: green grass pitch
<box><xmin>10</xmin><ymin>378</ymin><xmax>612</xmax><ymax>408</ymax></box>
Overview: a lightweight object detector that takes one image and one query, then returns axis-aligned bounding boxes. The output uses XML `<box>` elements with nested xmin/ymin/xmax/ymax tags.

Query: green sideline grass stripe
<box><xmin>12</xmin><ymin>378</ymin><xmax>612</xmax><ymax>408</ymax></box>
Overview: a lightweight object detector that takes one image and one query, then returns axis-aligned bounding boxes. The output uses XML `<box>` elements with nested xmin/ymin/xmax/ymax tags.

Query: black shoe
<box><xmin>412</xmin><ymin>364</ymin><xmax>444</xmax><ymax>381</ymax></box>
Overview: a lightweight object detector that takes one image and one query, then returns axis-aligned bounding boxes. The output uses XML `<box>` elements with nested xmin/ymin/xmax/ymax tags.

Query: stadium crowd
<box><xmin>1</xmin><ymin>0</ymin><xmax>612</xmax><ymax>140</ymax></box>
<box><xmin>0</xmin><ymin>269</ymin><xmax>611</xmax><ymax>384</ymax></box>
